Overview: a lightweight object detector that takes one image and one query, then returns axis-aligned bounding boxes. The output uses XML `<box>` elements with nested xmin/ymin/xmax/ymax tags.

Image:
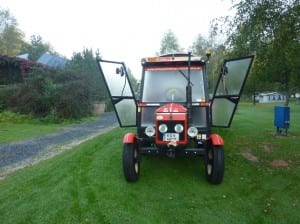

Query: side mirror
<box><xmin>116</xmin><ymin>67</ymin><xmax>125</xmax><ymax>76</ymax></box>
<box><xmin>221</xmin><ymin>65</ymin><xmax>228</xmax><ymax>75</ymax></box>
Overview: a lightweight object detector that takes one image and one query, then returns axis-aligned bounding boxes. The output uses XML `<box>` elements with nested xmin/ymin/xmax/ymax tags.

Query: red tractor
<box><xmin>97</xmin><ymin>52</ymin><xmax>254</xmax><ymax>184</ymax></box>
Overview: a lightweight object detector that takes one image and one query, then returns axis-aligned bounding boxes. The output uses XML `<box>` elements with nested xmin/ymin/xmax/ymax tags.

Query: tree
<box><xmin>0</xmin><ymin>8</ymin><xmax>24</xmax><ymax>56</ymax></box>
<box><xmin>0</xmin><ymin>25</ymin><xmax>24</xmax><ymax>56</ymax></box>
<box><xmin>191</xmin><ymin>34</ymin><xmax>227</xmax><ymax>94</ymax></box>
<box><xmin>212</xmin><ymin>0</ymin><xmax>299</xmax><ymax>105</ymax></box>
<box><xmin>21</xmin><ymin>35</ymin><xmax>54</xmax><ymax>61</ymax></box>
<box><xmin>159</xmin><ymin>29</ymin><xmax>183</xmax><ymax>55</ymax></box>
<box><xmin>191</xmin><ymin>34</ymin><xmax>212</xmax><ymax>56</ymax></box>
<box><xmin>65</xmin><ymin>48</ymin><xmax>107</xmax><ymax>102</ymax></box>
<box><xmin>0</xmin><ymin>8</ymin><xmax>17</xmax><ymax>30</ymax></box>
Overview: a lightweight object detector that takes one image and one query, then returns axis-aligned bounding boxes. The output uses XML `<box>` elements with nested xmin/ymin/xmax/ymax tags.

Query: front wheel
<box><xmin>123</xmin><ymin>143</ymin><xmax>140</xmax><ymax>182</ymax></box>
<box><xmin>204</xmin><ymin>145</ymin><xmax>224</xmax><ymax>184</ymax></box>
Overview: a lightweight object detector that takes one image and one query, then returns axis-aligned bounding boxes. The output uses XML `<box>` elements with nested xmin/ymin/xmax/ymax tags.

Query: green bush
<box><xmin>0</xmin><ymin>84</ymin><xmax>19</xmax><ymax>109</ymax></box>
<box><xmin>2</xmin><ymin>77</ymin><xmax>95</xmax><ymax>120</ymax></box>
<box><xmin>7</xmin><ymin>75</ymin><xmax>57</xmax><ymax>116</ymax></box>
<box><xmin>0</xmin><ymin>110</ymin><xmax>34</xmax><ymax>123</ymax></box>
<box><xmin>55</xmin><ymin>80</ymin><xmax>93</xmax><ymax>119</ymax></box>
<box><xmin>0</xmin><ymin>49</ymin><xmax>109</xmax><ymax>121</ymax></box>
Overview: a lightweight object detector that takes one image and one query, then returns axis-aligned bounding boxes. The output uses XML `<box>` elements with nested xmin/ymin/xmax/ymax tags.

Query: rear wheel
<box><xmin>204</xmin><ymin>144</ymin><xmax>224</xmax><ymax>184</ymax></box>
<box><xmin>123</xmin><ymin>143</ymin><xmax>140</xmax><ymax>182</ymax></box>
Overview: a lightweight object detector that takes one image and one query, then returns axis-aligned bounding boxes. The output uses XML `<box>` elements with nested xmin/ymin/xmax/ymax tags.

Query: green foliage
<box><xmin>191</xmin><ymin>34</ymin><xmax>212</xmax><ymax>56</ymax></box>
<box><xmin>0</xmin><ymin>10</ymin><xmax>108</xmax><ymax>121</ymax></box>
<box><xmin>0</xmin><ymin>8</ymin><xmax>25</xmax><ymax>56</ymax></box>
<box><xmin>0</xmin><ymin>25</ymin><xmax>24</xmax><ymax>56</ymax></box>
<box><xmin>212</xmin><ymin>0</ymin><xmax>300</xmax><ymax>103</ymax></box>
<box><xmin>8</xmin><ymin>73</ymin><xmax>57</xmax><ymax>117</ymax></box>
<box><xmin>0</xmin><ymin>9</ymin><xmax>53</xmax><ymax>60</ymax></box>
<box><xmin>0</xmin><ymin>56</ymin><xmax>27</xmax><ymax>84</ymax></box>
<box><xmin>0</xmin><ymin>110</ymin><xmax>34</xmax><ymax>123</ymax></box>
<box><xmin>21</xmin><ymin>35</ymin><xmax>54</xmax><ymax>61</ymax></box>
<box><xmin>0</xmin><ymin>84</ymin><xmax>18</xmax><ymax>108</ymax></box>
<box><xmin>159</xmin><ymin>29</ymin><xmax>183</xmax><ymax>55</ymax></box>
<box><xmin>0</xmin><ymin>48</ymin><xmax>109</xmax><ymax>121</ymax></box>
<box><xmin>65</xmin><ymin>48</ymin><xmax>107</xmax><ymax>102</ymax></box>
<box><xmin>0</xmin><ymin>8</ymin><xmax>17</xmax><ymax>28</ymax></box>
<box><xmin>191</xmin><ymin>34</ymin><xmax>227</xmax><ymax>94</ymax></box>
<box><xmin>55</xmin><ymin>80</ymin><xmax>92</xmax><ymax>119</ymax></box>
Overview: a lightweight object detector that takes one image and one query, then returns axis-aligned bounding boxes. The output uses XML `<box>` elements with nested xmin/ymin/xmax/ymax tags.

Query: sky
<box><xmin>1</xmin><ymin>0</ymin><xmax>234</xmax><ymax>78</ymax></box>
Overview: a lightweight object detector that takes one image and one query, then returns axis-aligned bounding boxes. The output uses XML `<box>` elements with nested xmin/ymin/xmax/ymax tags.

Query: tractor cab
<box><xmin>97</xmin><ymin>53</ymin><xmax>254</xmax><ymax>184</ymax></box>
<box><xmin>137</xmin><ymin>54</ymin><xmax>210</xmax><ymax>154</ymax></box>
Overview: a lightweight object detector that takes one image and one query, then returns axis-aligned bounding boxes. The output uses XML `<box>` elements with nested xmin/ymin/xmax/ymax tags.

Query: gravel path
<box><xmin>0</xmin><ymin>113</ymin><xmax>117</xmax><ymax>178</ymax></box>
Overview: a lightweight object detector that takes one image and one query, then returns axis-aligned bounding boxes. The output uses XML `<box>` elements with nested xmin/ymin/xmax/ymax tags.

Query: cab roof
<box><xmin>141</xmin><ymin>53</ymin><xmax>205</xmax><ymax>67</ymax></box>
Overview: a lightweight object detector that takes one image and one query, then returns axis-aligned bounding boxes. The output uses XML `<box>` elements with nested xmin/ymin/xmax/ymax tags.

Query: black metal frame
<box><xmin>96</xmin><ymin>59</ymin><xmax>138</xmax><ymax>127</ymax></box>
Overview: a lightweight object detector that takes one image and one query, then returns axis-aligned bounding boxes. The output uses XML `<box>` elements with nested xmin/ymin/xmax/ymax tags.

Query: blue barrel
<box><xmin>274</xmin><ymin>106</ymin><xmax>290</xmax><ymax>135</ymax></box>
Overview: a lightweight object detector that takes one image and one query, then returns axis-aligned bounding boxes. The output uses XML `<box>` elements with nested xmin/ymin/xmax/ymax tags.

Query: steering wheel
<box><xmin>165</xmin><ymin>88</ymin><xmax>184</xmax><ymax>101</ymax></box>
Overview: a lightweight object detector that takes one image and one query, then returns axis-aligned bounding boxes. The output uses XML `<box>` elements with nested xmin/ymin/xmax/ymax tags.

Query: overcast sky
<box><xmin>1</xmin><ymin>0</ymin><xmax>234</xmax><ymax>78</ymax></box>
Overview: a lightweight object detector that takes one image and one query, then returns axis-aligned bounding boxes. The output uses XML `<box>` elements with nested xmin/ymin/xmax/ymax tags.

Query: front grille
<box><xmin>156</xmin><ymin>121</ymin><xmax>185</xmax><ymax>141</ymax></box>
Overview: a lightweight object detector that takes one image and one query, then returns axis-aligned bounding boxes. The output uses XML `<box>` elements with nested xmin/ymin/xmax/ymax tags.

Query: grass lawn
<box><xmin>0</xmin><ymin>112</ymin><xmax>99</xmax><ymax>144</ymax></box>
<box><xmin>0</xmin><ymin>123</ymin><xmax>66</xmax><ymax>144</ymax></box>
<box><xmin>0</xmin><ymin>112</ymin><xmax>66</xmax><ymax>144</ymax></box>
<box><xmin>0</xmin><ymin>103</ymin><xmax>299</xmax><ymax>223</ymax></box>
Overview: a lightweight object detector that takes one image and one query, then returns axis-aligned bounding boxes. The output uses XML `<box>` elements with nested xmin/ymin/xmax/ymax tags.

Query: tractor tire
<box><xmin>204</xmin><ymin>145</ymin><xmax>224</xmax><ymax>184</ymax></box>
<box><xmin>122</xmin><ymin>143</ymin><xmax>140</xmax><ymax>182</ymax></box>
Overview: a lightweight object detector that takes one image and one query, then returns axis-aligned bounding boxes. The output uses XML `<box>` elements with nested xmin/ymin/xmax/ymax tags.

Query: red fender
<box><xmin>123</xmin><ymin>132</ymin><xmax>137</xmax><ymax>144</ymax></box>
<box><xmin>206</xmin><ymin>134</ymin><xmax>224</xmax><ymax>146</ymax></box>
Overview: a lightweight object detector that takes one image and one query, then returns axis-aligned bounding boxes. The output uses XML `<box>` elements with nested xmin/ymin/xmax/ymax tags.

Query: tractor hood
<box><xmin>156</xmin><ymin>103</ymin><xmax>187</xmax><ymax>114</ymax></box>
<box><xmin>155</xmin><ymin>103</ymin><xmax>188</xmax><ymax>146</ymax></box>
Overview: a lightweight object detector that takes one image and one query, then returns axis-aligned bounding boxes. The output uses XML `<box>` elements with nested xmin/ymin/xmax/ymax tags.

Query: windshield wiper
<box><xmin>178</xmin><ymin>69</ymin><xmax>194</xmax><ymax>86</ymax></box>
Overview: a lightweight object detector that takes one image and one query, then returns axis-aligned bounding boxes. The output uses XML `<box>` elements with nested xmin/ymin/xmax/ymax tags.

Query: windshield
<box><xmin>142</xmin><ymin>67</ymin><xmax>205</xmax><ymax>102</ymax></box>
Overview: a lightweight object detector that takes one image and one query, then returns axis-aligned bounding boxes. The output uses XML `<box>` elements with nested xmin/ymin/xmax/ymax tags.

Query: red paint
<box><xmin>123</xmin><ymin>132</ymin><xmax>137</xmax><ymax>143</ymax></box>
<box><xmin>156</xmin><ymin>103</ymin><xmax>187</xmax><ymax>113</ymax></box>
<box><xmin>206</xmin><ymin>134</ymin><xmax>224</xmax><ymax>146</ymax></box>
<box><xmin>155</xmin><ymin>103</ymin><xmax>188</xmax><ymax>145</ymax></box>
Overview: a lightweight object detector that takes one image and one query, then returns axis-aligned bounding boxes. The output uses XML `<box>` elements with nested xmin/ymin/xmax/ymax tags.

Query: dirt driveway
<box><xmin>0</xmin><ymin>113</ymin><xmax>117</xmax><ymax>179</ymax></box>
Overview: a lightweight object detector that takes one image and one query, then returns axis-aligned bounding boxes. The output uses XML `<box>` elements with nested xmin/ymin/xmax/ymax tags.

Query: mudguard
<box><xmin>123</xmin><ymin>132</ymin><xmax>137</xmax><ymax>143</ymax></box>
<box><xmin>206</xmin><ymin>134</ymin><xmax>224</xmax><ymax>146</ymax></box>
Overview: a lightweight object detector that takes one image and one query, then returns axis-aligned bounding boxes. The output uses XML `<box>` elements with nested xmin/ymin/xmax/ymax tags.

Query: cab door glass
<box><xmin>97</xmin><ymin>60</ymin><xmax>137</xmax><ymax>127</ymax></box>
<box><xmin>211</xmin><ymin>56</ymin><xmax>254</xmax><ymax>127</ymax></box>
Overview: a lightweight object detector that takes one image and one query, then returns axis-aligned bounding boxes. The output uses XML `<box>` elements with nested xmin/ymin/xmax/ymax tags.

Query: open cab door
<box><xmin>211</xmin><ymin>55</ymin><xmax>254</xmax><ymax>127</ymax></box>
<box><xmin>97</xmin><ymin>59</ymin><xmax>137</xmax><ymax>127</ymax></box>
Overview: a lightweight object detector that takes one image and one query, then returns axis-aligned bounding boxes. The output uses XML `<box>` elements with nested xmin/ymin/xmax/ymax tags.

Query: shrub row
<box><xmin>0</xmin><ymin>61</ymin><xmax>105</xmax><ymax>120</ymax></box>
<box><xmin>0</xmin><ymin>49</ymin><xmax>113</xmax><ymax>121</ymax></box>
<box><xmin>0</xmin><ymin>73</ymin><xmax>96</xmax><ymax>121</ymax></box>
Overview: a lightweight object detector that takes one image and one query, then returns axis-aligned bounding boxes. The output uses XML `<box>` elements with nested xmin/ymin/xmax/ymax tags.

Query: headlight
<box><xmin>187</xmin><ymin>127</ymin><xmax>198</xmax><ymax>137</ymax></box>
<box><xmin>174</xmin><ymin>124</ymin><xmax>184</xmax><ymax>133</ymax></box>
<box><xmin>159</xmin><ymin>123</ymin><xmax>168</xmax><ymax>133</ymax></box>
<box><xmin>145</xmin><ymin>126</ymin><xmax>155</xmax><ymax>137</ymax></box>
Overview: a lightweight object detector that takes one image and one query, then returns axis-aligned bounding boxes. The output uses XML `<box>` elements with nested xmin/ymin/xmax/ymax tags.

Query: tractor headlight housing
<box><xmin>187</xmin><ymin>127</ymin><xmax>198</xmax><ymax>138</ymax></box>
<box><xmin>174</xmin><ymin>124</ymin><xmax>184</xmax><ymax>133</ymax></box>
<box><xmin>145</xmin><ymin>126</ymin><xmax>155</xmax><ymax>137</ymax></box>
<box><xmin>158</xmin><ymin>123</ymin><xmax>168</xmax><ymax>133</ymax></box>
